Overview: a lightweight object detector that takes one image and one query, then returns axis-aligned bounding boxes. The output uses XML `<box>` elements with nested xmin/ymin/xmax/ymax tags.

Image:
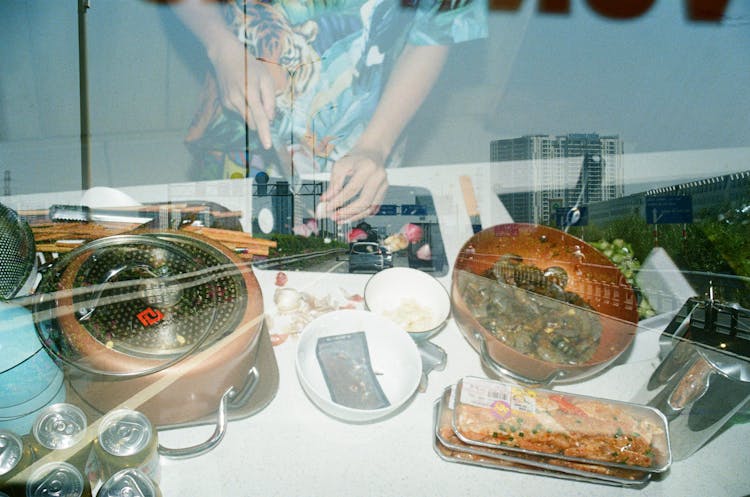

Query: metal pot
<box><xmin>35</xmin><ymin>231</ymin><xmax>266</xmax><ymax>428</ymax></box>
<box><xmin>452</xmin><ymin>223</ymin><xmax>639</xmax><ymax>385</ymax></box>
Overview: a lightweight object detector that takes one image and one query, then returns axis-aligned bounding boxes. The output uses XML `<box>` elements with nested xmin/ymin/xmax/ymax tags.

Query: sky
<box><xmin>481</xmin><ymin>0</ymin><xmax>750</xmax><ymax>154</ymax></box>
<box><xmin>0</xmin><ymin>0</ymin><xmax>748</xmax><ymax>194</ymax></box>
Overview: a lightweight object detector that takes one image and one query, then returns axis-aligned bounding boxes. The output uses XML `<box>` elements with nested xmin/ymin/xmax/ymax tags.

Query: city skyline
<box><xmin>491</xmin><ymin>132</ymin><xmax>624</xmax><ymax>225</ymax></box>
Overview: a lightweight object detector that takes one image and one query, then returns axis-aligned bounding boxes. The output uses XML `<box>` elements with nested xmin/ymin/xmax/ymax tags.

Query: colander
<box><xmin>0</xmin><ymin>202</ymin><xmax>37</xmax><ymax>299</ymax></box>
<box><xmin>34</xmin><ymin>231</ymin><xmax>265</xmax><ymax>426</ymax></box>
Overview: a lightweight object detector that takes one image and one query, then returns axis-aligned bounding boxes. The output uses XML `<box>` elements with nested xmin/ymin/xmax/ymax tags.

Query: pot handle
<box><xmin>157</xmin><ymin>366</ymin><xmax>260</xmax><ymax>459</ymax></box>
<box><xmin>157</xmin><ymin>386</ymin><xmax>234</xmax><ymax>460</ymax></box>
<box><xmin>473</xmin><ymin>332</ymin><xmax>563</xmax><ymax>388</ymax></box>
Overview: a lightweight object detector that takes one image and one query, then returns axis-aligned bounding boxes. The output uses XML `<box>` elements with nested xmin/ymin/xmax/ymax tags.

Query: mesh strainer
<box><xmin>0</xmin><ymin>202</ymin><xmax>36</xmax><ymax>299</ymax></box>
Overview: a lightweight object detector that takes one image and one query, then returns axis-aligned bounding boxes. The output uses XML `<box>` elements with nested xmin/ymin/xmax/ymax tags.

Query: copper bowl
<box><xmin>36</xmin><ymin>231</ymin><xmax>264</xmax><ymax>426</ymax></box>
<box><xmin>452</xmin><ymin>223</ymin><xmax>638</xmax><ymax>385</ymax></box>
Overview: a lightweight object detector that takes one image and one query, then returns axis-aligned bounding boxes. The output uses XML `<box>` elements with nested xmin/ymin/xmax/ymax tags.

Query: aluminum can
<box><xmin>0</xmin><ymin>430</ymin><xmax>34</xmax><ymax>496</ymax></box>
<box><xmin>30</xmin><ymin>403</ymin><xmax>89</xmax><ymax>471</ymax></box>
<box><xmin>25</xmin><ymin>461</ymin><xmax>90</xmax><ymax>497</ymax></box>
<box><xmin>94</xmin><ymin>410</ymin><xmax>159</xmax><ymax>484</ymax></box>
<box><xmin>97</xmin><ymin>468</ymin><xmax>162</xmax><ymax>497</ymax></box>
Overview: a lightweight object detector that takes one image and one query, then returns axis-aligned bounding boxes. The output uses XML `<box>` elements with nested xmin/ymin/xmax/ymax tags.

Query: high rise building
<box><xmin>491</xmin><ymin>134</ymin><xmax>625</xmax><ymax>224</ymax></box>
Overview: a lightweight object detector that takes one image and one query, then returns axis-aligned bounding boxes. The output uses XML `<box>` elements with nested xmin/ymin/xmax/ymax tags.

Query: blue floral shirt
<box><xmin>186</xmin><ymin>0</ymin><xmax>487</xmax><ymax>179</ymax></box>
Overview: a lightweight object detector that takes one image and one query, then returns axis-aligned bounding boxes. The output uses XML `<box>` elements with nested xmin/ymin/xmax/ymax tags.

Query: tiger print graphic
<box><xmin>230</xmin><ymin>1</ymin><xmax>322</xmax><ymax>113</ymax></box>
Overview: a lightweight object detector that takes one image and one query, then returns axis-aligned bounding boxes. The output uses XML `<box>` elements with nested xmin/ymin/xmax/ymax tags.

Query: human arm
<box><xmin>320</xmin><ymin>43</ymin><xmax>450</xmax><ymax>224</ymax></box>
<box><xmin>171</xmin><ymin>0</ymin><xmax>275</xmax><ymax>149</ymax></box>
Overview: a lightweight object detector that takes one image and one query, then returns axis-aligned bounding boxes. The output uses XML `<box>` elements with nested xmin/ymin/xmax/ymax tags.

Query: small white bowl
<box><xmin>364</xmin><ymin>267</ymin><xmax>451</xmax><ymax>341</ymax></box>
<box><xmin>295</xmin><ymin>309</ymin><xmax>422</xmax><ymax>423</ymax></box>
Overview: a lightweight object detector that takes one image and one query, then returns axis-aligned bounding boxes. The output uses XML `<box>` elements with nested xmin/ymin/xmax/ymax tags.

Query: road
<box><xmin>255</xmin><ymin>250</ymin><xmax>410</xmax><ymax>274</ymax></box>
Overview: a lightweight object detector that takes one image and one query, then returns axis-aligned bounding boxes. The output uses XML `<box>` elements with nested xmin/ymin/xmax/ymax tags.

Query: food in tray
<box><xmin>435</xmin><ymin>388</ymin><xmax>649</xmax><ymax>485</ymax></box>
<box><xmin>457</xmin><ymin>254</ymin><xmax>603</xmax><ymax>364</ymax></box>
<box><xmin>452</xmin><ymin>377</ymin><xmax>670</xmax><ymax>472</ymax></box>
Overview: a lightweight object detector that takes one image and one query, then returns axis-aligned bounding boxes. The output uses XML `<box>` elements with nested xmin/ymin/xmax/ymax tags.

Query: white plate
<box><xmin>295</xmin><ymin>309</ymin><xmax>422</xmax><ymax>423</ymax></box>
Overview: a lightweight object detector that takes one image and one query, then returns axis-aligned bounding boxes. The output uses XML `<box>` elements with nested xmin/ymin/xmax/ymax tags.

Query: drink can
<box><xmin>98</xmin><ymin>469</ymin><xmax>162</xmax><ymax>497</ymax></box>
<box><xmin>0</xmin><ymin>430</ymin><xmax>34</xmax><ymax>496</ymax></box>
<box><xmin>25</xmin><ymin>461</ymin><xmax>87</xmax><ymax>497</ymax></box>
<box><xmin>94</xmin><ymin>410</ymin><xmax>159</xmax><ymax>484</ymax></box>
<box><xmin>31</xmin><ymin>403</ymin><xmax>89</xmax><ymax>471</ymax></box>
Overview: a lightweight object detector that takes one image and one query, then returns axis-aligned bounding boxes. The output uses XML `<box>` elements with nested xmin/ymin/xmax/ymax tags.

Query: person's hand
<box><xmin>207</xmin><ymin>36</ymin><xmax>276</xmax><ymax>149</ymax></box>
<box><xmin>319</xmin><ymin>149</ymin><xmax>388</xmax><ymax>224</ymax></box>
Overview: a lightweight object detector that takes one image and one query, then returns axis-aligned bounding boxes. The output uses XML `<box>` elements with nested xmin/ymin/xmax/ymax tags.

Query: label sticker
<box><xmin>459</xmin><ymin>377</ymin><xmax>537</xmax><ymax>414</ymax></box>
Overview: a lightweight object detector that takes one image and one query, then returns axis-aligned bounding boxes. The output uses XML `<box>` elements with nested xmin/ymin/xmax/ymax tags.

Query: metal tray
<box><xmin>451</xmin><ymin>377</ymin><xmax>671</xmax><ymax>473</ymax></box>
<box><xmin>435</xmin><ymin>387</ymin><xmax>649</xmax><ymax>486</ymax></box>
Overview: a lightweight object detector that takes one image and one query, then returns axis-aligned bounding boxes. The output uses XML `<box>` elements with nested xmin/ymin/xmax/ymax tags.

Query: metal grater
<box><xmin>640</xmin><ymin>285</ymin><xmax>750</xmax><ymax>460</ymax></box>
<box><xmin>661</xmin><ymin>289</ymin><xmax>750</xmax><ymax>360</ymax></box>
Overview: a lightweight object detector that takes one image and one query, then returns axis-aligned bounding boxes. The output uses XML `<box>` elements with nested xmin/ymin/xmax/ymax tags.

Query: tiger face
<box><xmin>231</xmin><ymin>1</ymin><xmax>321</xmax><ymax>112</ymax></box>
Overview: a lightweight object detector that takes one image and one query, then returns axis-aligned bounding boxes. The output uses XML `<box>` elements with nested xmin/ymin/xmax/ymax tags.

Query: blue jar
<box><xmin>0</xmin><ymin>302</ymin><xmax>65</xmax><ymax>434</ymax></box>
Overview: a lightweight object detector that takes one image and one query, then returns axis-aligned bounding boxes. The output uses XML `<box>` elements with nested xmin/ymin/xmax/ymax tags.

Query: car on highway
<box><xmin>348</xmin><ymin>242</ymin><xmax>392</xmax><ymax>273</ymax></box>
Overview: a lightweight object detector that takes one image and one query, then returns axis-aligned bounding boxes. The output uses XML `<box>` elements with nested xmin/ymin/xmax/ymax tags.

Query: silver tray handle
<box><xmin>157</xmin><ymin>386</ymin><xmax>233</xmax><ymax>459</ymax></box>
<box><xmin>157</xmin><ymin>366</ymin><xmax>260</xmax><ymax>459</ymax></box>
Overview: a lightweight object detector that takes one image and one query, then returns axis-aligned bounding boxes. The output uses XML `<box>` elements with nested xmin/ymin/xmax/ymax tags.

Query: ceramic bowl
<box><xmin>295</xmin><ymin>309</ymin><xmax>422</xmax><ymax>423</ymax></box>
<box><xmin>364</xmin><ymin>267</ymin><xmax>451</xmax><ymax>341</ymax></box>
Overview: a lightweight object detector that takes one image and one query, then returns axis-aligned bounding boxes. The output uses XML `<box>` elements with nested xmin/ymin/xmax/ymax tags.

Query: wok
<box><xmin>452</xmin><ymin>223</ymin><xmax>639</xmax><ymax>385</ymax></box>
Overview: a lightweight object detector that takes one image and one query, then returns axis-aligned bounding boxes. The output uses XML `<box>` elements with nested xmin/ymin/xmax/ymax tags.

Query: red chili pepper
<box><xmin>549</xmin><ymin>394</ymin><xmax>588</xmax><ymax>417</ymax></box>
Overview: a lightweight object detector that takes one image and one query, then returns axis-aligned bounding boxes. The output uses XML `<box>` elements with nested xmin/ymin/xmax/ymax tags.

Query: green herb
<box><xmin>614</xmin><ymin>427</ymin><xmax>623</xmax><ymax>438</ymax></box>
<box><xmin>518</xmin><ymin>432</ymin><xmax>525</xmax><ymax>437</ymax></box>
<box><xmin>517</xmin><ymin>418</ymin><xmax>524</xmax><ymax>424</ymax></box>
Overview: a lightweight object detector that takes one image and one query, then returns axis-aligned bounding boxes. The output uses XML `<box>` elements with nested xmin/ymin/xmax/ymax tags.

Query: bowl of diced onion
<box><xmin>364</xmin><ymin>267</ymin><xmax>451</xmax><ymax>341</ymax></box>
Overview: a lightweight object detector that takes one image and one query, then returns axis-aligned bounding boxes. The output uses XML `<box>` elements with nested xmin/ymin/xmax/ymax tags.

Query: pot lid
<box><xmin>0</xmin><ymin>301</ymin><xmax>42</xmax><ymax>374</ymax></box>
<box><xmin>34</xmin><ymin>233</ymin><xmax>248</xmax><ymax>377</ymax></box>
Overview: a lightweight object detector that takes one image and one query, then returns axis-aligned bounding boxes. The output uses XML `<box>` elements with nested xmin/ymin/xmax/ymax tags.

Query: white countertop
<box><xmin>157</xmin><ymin>267</ymin><xmax>749</xmax><ymax>497</ymax></box>
<box><xmin>5</xmin><ymin>163</ymin><xmax>749</xmax><ymax>496</ymax></box>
